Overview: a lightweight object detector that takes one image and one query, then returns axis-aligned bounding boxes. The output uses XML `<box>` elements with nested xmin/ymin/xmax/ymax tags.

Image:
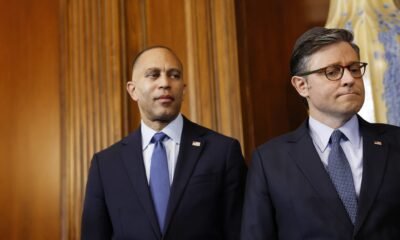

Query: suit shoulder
<box><xmin>187</xmin><ymin>119</ymin><xmax>239</xmax><ymax>143</ymax></box>
<box><xmin>368</xmin><ymin>122</ymin><xmax>400</xmax><ymax>143</ymax></box>
<box><xmin>371</xmin><ymin>122</ymin><xmax>400</xmax><ymax>131</ymax></box>
<box><xmin>93</xmin><ymin>139</ymin><xmax>125</xmax><ymax>159</ymax></box>
<box><xmin>255</xmin><ymin>130</ymin><xmax>299</xmax><ymax>154</ymax></box>
<box><xmin>93</xmin><ymin>131</ymin><xmax>138</xmax><ymax>159</ymax></box>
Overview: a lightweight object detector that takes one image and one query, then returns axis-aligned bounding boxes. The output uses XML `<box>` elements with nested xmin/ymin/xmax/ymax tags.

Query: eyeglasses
<box><xmin>297</xmin><ymin>62</ymin><xmax>368</xmax><ymax>81</ymax></box>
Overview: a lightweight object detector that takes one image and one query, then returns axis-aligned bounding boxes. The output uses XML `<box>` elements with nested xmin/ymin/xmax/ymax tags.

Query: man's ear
<box><xmin>291</xmin><ymin>76</ymin><xmax>309</xmax><ymax>98</ymax></box>
<box><xmin>126</xmin><ymin>81</ymin><xmax>138</xmax><ymax>101</ymax></box>
<box><xmin>182</xmin><ymin>83</ymin><xmax>187</xmax><ymax>97</ymax></box>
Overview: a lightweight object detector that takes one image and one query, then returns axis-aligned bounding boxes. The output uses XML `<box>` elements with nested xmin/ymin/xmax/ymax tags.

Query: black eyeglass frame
<box><xmin>296</xmin><ymin>62</ymin><xmax>368</xmax><ymax>81</ymax></box>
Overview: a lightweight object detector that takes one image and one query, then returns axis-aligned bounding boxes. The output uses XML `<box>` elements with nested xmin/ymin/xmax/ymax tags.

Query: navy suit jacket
<box><xmin>82</xmin><ymin>117</ymin><xmax>246</xmax><ymax>240</ymax></box>
<box><xmin>241</xmin><ymin>116</ymin><xmax>400</xmax><ymax>240</ymax></box>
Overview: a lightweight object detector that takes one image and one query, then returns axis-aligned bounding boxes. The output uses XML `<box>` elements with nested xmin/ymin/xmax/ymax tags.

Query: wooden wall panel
<box><xmin>235</xmin><ymin>0</ymin><xmax>330</xmax><ymax>159</ymax></box>
<box><xmin>60</xmin><ymin>0</ymin><xmax>127</xmax><ymax>238</ymax></box>
<box><xmin>0</xmin><ymin>0</ymin><xmax>61</xmax><ymax>239</ymax></box>
<box><xmin>124</xmin><ymin>0</ymin><xmax>146</xmax><ymax>130</ymax></box>
<box><xmin>185</xmin><ymin>0</ymin><xmax>243</xmax><ymax>141</ymax></box>
<box><xmin>184</xmin><ymin>0</ymin><xmax>216</xmax><ymax>127</ymax></box>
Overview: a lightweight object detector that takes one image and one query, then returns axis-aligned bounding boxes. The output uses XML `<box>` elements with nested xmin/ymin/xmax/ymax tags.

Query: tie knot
<box><xmin>151</xmin><ymin>132</ymin><xmax>168</xmax><ymax>143</ymax></box>
<box><xmin>330</xmin><ymin>130</ymin><xmax>344</xmax><ymax>144</ymax></box>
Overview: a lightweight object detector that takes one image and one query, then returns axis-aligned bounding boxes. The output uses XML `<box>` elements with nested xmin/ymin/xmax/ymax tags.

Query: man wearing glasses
<box><xmin>241</xmin><ymin>27</ymin><xmax>400</xmax><ymax>239</ymax></box>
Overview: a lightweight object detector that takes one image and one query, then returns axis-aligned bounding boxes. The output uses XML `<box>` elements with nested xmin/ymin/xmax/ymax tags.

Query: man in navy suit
<box><xmin>81</xmin><ymin>46</ymin><xmax>246</xmax><ymax>239</ymax></box>
<box><xmin>241</xmin><ymin>27</ymin><xmax>400</xmax><ymax>239</ymax></box>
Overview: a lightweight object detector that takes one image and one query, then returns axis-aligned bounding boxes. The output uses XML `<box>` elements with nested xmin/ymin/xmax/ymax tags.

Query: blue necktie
<box><xmin>327</xmin><ymin>130</ymin><xmax>358</xmax><ymax>224</ymax></box>
<box><xmin>149</xmin><ymin>132</ymin><xmax>170</xmax><ymax>232</ymax></box>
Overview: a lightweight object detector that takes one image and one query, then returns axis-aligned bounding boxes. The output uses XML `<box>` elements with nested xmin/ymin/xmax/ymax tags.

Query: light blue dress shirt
<box><xmin>141</xmin><ymin>114</ymin><xmax>183</xmax><ymax>185</ymax></box>
<box><xmin>308</xmin><ymin>115</ymin><xmax>363</xmax><ymax>196</ymax></box>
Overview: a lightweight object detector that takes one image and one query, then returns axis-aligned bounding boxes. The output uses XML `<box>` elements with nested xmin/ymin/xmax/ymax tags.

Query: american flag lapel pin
<box><xmin>192</xmin><ymin>141</ymin><xmax>201</xmax><ymax>147</ymax></box>
<box><xmin>374</xmin><ymin>141</ymin><xmax>382</xmax><ymax>146</ymax></box>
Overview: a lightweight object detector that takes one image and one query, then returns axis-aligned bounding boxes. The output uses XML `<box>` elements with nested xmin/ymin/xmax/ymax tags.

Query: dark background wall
<box><xmin>235</xmin><ymin>0</ymin><xmax>329</xmax><ymax>158</ymax></box>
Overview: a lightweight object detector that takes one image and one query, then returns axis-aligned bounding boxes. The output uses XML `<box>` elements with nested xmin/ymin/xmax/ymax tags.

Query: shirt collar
<box><xmin>141</xmin><ymin>113</ymin><xmax>183</xmax><ymax>150</ymax></box>
<box><xmin>339</xmin><ymin>115</ymin><xmax>360</xmax><ymax>147</ymax></box>
<box><xmin>309</xmin><ymin>115</ymin><xmax>360</xmax><ymax>152</ymax></box>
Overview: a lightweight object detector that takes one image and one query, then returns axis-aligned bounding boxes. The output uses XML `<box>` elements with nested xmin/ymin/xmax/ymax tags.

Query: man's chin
<box><xmin>338</xmin><ymin>105</ymin><xmax>362</xmax><ymax>118</ymax></box>
<box><xmin>153</xmin><ymin>113</ymin><xmax>179</xmax><ymax>123</ymax></box>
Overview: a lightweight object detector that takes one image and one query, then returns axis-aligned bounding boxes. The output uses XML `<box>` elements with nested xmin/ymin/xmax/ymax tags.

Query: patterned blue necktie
<box><xmin>149</xmin><ymin>132</ymin><xmax>170</xmax><ymax>232</ymax></box>
<box><xmin>327</xmin><ymin>130</ymin><xmax>358</xmax><ymax>224</ymax></box>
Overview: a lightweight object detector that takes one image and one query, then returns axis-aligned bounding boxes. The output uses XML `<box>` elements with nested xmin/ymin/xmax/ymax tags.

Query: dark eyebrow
<box><xmin>167</xmin><ymin>68</ymin><xmax>182</xmax><ymax>73</ymax></box>
<box><xmin>144</xmin><ymin>67</ymin><xmax>161</xmax><ymax>73</ymax></box>
<box><xmin>326</xmin><ymin>61</ymin><xmax>361</xmax><ymax>67</ymax></box>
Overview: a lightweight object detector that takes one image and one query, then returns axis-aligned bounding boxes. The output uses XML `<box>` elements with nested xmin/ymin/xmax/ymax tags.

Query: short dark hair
<box><xmin>131</xmin><ymin>45</ymin><xmax>183</xmax><ymax>73</ymax></box>
<box><xmin>290</xmin><ymin>27</ymin><xmax>360</xmax><ymax>76</ymax></box>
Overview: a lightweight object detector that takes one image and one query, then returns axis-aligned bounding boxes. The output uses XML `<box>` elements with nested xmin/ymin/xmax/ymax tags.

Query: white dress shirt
<box><xmin>141</xmin><ymin>114</ymin><xmax>183</xmax><ymax>185</ymax></box>
<box><xmin>308</xmin><ymin>115</ymin><xmax>363</xmax><ymax>196</ymax></box>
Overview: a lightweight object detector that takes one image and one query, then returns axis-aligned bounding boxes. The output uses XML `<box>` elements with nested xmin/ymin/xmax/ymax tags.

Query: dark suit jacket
<box><xmin>82</xmin><ymin>117</ymin><xmax>246</xmax><ymax>240</ymax></box>
<box><xmin>241</xmin><ymin>116</ymin><xmax>400</xmax><ymax>240</ymax></box>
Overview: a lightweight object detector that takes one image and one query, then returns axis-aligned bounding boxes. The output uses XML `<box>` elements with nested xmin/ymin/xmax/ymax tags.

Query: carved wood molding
<box><xmin>184</xmin><ymin>0</ymin><xmax>244</xmax><ymax>143</ymax></box>
<box><xmin>60</xmin><ymin>0</ymin><xmax>127</xmax><ymax>238</ymax></box>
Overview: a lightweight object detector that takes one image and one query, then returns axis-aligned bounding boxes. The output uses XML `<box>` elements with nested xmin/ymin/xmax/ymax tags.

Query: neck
<box><xmin>309</xmin><ymin>112</ymin><xmax>354</xmax><ymax>129</ymax></box>
<box><xmin>141</xmin><ymin>114</ymin><xmax>180</xmax><ymax>131</ymax></box>
<box><xmin>142</xmin><ymin>119</ymin><xmax>169</xmax><ymax>131</ymax></box>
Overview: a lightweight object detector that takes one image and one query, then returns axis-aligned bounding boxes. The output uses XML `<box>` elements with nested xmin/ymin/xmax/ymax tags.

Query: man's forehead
<box><xmin>135</xmin><ymin>48</ymin><xmax>182</xmax><ymax>70</ymax></box>
<box><xmin>308</xmin><ymin>42</ymin><xmax>359</xmax><ymax>64</ymax></box>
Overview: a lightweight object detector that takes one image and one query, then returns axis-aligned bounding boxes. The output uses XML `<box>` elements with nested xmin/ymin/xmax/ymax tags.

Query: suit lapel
<box><xmin>121</xmin><ymin>130</ymin><xmax>161</xmax><ymax>238</ymax></box>
<box><xmin>163</xmin><ymin>118</ymin><xmax>206</xmax><ymax>233</ymax></box>
<box><xmin>354</xmin><ymin>118</ymin><xmax>388</xmax><ymax>234</ymax></box>
<box><xmin>289</xmin><ymin>120</ymin><xmax>354</xmax><ymax>228</ymax></box>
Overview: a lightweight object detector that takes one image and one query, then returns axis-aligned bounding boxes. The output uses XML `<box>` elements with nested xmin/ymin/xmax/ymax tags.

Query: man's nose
<box><xmin>158</xmin><ymin>74</ymin><xmax>171</xmax><ymax>88</ymax></box>
<box><xmin>341</xmin><ymin>68</ymin><xmax>356</xmax><ymax>86</ymax></box>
